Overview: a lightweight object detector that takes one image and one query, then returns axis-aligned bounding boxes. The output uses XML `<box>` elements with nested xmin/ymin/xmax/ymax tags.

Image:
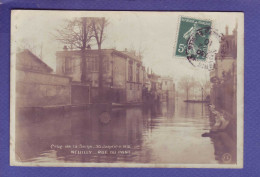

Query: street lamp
<box><xmin>201</xmin><ymin>87</ymin><xmax>204</xmax><ymax>101</ymax></box>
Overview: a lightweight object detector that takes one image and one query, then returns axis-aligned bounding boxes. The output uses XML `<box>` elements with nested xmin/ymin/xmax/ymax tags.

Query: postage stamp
<box><xmin>175</xmin><ymin>16</ymin><xmax>212</xmax><ymax>61</ymax></box>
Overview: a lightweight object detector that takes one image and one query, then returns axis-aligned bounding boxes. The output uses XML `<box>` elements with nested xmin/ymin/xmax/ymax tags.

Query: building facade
<box><xmin>210</xmin><ymin>25</ymin><xmax>237</xmax><ymax>119</ymax></box>
<box><xmin>56</xmin><ymin>49</ymin><xmax>145</xmax><ymax>103</ymax></box>
<box><xmin>159</xmin><ymin>76</ymin><xmax>175</xmax><ymax>101</ymax></box>
<box><xmin>144</xmin><ymin>73</ymin><xmax>175</xmax><ymax>103</ymax></box>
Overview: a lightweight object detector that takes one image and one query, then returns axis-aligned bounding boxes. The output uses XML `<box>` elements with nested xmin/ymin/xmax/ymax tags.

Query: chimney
<box><xmin>63</xmin><ymin>45</ymin><xmax>68</xmax><ymax>51</ymax></box>
<box><xmin>233</xmin><ymin>21</ymin><xmax>238</xmax><ymax>36</ymax></box>
<box><xmin>125</xmin><ymin>48</ymin><xmax>127</xmax><ymax>52</ymax></box>
<box><xmin>225</xmin><ymin>25</ymin><xmax>228</xmax><ymax>35</ymax></box>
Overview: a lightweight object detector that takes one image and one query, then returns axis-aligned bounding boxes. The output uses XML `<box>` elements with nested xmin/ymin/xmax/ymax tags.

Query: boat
<box><xmin>184</xmin><ymin>100</ymin><xmax>210</xmax><ymax>103</ymax></box>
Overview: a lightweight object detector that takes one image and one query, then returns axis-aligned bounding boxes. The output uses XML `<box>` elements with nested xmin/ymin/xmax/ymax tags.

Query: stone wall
<box><xmin>71</xmin><ymin>84</ymin><xmax>90</xmax><ymax>105</ymax></box>
<box><xmin>16</xmin><ymin>70</ymin><xmax>71</xmax><ymax>107</ymax></box>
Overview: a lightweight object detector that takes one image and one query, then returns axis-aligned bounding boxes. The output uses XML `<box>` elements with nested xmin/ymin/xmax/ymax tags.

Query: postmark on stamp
<box><xmin>175</xmin><ymin>17</ymin><xmax>212</xmax><ymax>60</ymax></box>
<box><xmin>175</xmin><ymin>16</ymin><xmax>232</xmax><ymax>71</ymax></box>
<box><xmin>175</xmin><ymin>16</ymin><xmax>221</xmax><ymax>70</ymax></box>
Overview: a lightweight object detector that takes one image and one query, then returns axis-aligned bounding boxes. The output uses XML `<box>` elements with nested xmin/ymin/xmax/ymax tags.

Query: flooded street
<box><xmin>15</xmin><ymin>99</ymin><xmax>236</xmax><ymax>164</ymax></box>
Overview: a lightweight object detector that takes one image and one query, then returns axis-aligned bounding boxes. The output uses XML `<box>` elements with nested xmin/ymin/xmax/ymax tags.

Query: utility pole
<box><xmin>201</xmin><ymin>87</ymin><xmax>204</xmax><ymax>101</ymax></box>
<box><xmin>111</xmin><ymin>60</ymin><xmax>114</xmax><ymax>87</ymax></box>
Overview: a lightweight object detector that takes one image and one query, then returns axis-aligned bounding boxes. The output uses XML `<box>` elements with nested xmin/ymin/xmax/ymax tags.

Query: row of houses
<box><xmin>209</xmin><ymin>25</ymin><xmax>237</xmax><ymax>139</ymax></box>
<box><xmin>209</xmin><ymin>25</ymin><xmax>237</xmax><ymax>119</ymax></box>
<box><xmin>15</xmin><ymin>48</ymin><xmax>175</xmax><ymax>108</ymax></box>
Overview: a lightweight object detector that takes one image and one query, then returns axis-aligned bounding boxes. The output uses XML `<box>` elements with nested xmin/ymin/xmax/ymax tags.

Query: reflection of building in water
<box><xmin>205</xmin><ymin>132</ymin><xmax>237</xmax><ymax>164</ymax></box>
<box><xmin>16</xmin><ymin>100</ymin><xmax>220</xmax><ymax>164</ymax></box>
<box><xmin>15</xmin><ymin>110</ymin><xmax>73</xmax><ymax>161</ymax></box>
<box><xmin>160</xmin><ymin>101</ymin><xmax>175</xmax><ymax>118</ymax></box>
<box><xmin>15</xmin><ymin>107</ymin><xmax>147</xmax><ymax>163</ymax></box>
<box><xmin>125</xmin><ymin>108</ymin><xmax>143</xmax><ymax>145</ymax></box>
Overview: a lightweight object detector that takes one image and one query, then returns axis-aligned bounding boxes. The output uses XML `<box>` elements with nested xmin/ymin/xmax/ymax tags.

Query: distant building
<box><xmin>56</xmin><ymin>48</ymin><xmax>146</xmax><ymax>103</ymax></box>
<box><xmin>159</xmin><ymin>76</ymin><xmax>175</xmax><ymax>101</ymax></box>
<box><xmin>147</xmin><ymin>72</ymin><xmax>160</xmax><ymax>92</ymax></box>
<box><xmin>16</xmin><ymin>50</ymin><xmax>71</xmax><ymax>107</ymax></box>
<box><xmin>146</xmin><ymin>73</ymin><xmax>175</xmax><ymax>102</ymax></box>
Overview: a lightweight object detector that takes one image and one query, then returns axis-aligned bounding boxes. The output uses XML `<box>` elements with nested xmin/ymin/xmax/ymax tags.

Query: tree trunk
<box><xmin>98</xmin><ymin>44</ymin><xmax>103</xmax><ymax>102</ymax></box>
<box><xmin>81</xmin><ymin>18</ymin><xmax>87</xmax><ymax>83</ymax></box>
<box><xmin>81</xmin><ymin>50</ymin><xmax>86</xmax><ymax>83</ymax></box>
<box><xmin>186</xmin><ymin>89</ymin><xmax>189</xmax><ymax>100</ymax></box>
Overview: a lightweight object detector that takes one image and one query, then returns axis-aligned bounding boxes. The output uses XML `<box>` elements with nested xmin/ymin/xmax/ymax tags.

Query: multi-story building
<box><xmin>158</xmin><ymin>76</ymin><xmax>175</xmax><ymax>101</ymax></box>
<box><xmin>56</xmin><ymin>48</ymin><xmax>145</xmax><ymax>103</ymax></box>
<box><xmin>145</xmin><ymin>73</ymin><xmax>175</xmax><ymax>103</ymax></box>
<box><xmin>210</xmin><ymin>24</ymin><xmax>237</xmax><ymax>119</ymax></box>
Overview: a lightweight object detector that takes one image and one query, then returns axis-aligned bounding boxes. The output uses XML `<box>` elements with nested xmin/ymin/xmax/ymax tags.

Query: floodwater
<box><xmin>15</xmin><ymin>99</ymin><xmax>236</xmax><ymax>164</ymax></box>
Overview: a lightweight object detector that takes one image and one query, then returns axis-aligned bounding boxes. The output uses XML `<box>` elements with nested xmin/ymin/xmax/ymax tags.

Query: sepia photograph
<box><xmin>10</xmin><ymin>11</ymin><xmax>244</xmax><ymax>168</ymax></box>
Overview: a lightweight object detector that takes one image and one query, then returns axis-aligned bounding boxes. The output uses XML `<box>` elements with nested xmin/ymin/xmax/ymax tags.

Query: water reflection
<box><xmin>15</xmin><ymin>99</ymin><xmax>236</xmax><ymax>164</ymax></box>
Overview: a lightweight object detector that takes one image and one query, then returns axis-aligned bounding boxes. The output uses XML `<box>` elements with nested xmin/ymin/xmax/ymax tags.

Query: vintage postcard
<box><xmin>10</xmin><ymin>10</ymin><xmax>244</xmax><ymax>168</ymax></box>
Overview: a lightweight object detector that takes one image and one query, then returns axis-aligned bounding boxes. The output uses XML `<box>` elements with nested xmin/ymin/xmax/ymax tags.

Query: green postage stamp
<box><xmin>175</xmin><ymin>16</ymin><xmax>212</xmax><ymax>60</ymax></box>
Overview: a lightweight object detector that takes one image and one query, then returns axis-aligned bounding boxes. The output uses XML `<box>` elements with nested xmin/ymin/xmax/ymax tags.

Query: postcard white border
<box><xmin>10</xmin><ymin>10</ymin><xmax>244</xmax><ymax>168</ymax></box>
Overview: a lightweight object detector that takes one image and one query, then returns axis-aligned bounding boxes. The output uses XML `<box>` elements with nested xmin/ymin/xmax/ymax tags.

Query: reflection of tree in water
<box><xmin>177</xmin><ymin>100</ymin><xmax>208</xmax><ymax>119</ymax></box>
<box><xmin>184</xmin><ymin>102</ymin><xmax>189</xmax><ymax>118</ymax></box>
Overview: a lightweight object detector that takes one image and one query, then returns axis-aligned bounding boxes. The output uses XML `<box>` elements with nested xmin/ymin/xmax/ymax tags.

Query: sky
<box><xmin>11</xmin><ymin>10</ymin><xmax>241</xmax><ymax>84</ymax></box>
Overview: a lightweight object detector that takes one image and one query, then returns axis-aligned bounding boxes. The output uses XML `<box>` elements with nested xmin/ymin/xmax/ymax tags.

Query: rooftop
<box><xmin>56</xmin><ymin>48</ymin><xmax>142</xmax><ymax>62</ymax></box>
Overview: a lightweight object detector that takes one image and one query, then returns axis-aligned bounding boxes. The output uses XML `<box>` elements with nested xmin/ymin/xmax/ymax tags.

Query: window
<box><xmin>65</xmin><ymin>57</ymin><xmax>72</xmax><ymax>73</ymax></box>
<box><xmin>128</xmin><ymin>61</ymin><xmax>133</xmax><ymax>81</ymax></box>
<box><xmin>87</xmin><ymin>57</ymin><xmax>99</xmax><ymax>72</ymax></box>
<box><xmin>94</xmin><ymin>57</ymin><xmax>99</xmax><ymax>71</ymax></box>
<box><xmin>136</xmin><ymin>66</ymin><xmax>140</xmax><ymax>83</ymax></box>
<box><xmin>87</xmin><ymin>58</ymin><xmax>93</xmax><ymax>71</ymax></box>
<box><xmin>102</xmin><ymin>58</ymin><xmax>109</xmax><ymax>73</ymax></box>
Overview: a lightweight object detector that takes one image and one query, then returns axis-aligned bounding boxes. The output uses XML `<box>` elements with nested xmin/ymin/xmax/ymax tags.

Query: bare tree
<box><xmin>91</xmin><ymin>17</ymin><xmax>109</xmax><ymax>100</ymax></box>
<box><xmin>17</xmin><ymin>38</ymin><xmax>42</xmax><ymax>59</ymax></box>
<box><xmin>55</xmin><ymin>18</ymin><xmax>93</xmax><ymax>50</ymax></box>
<box><xmin>178</xmin><ymin>76</ymin><xmax>197</xmax><ymax>100</ymax></box>
<box><xmin>129</xmin><ymin>42</ymin><xmax>147</xmax><ymax>59</ymax></box>
<box><xmin>54</xmin><ymin>17</ymin><xmax>93</xmax><ymax>83</ymax></box>
<box><xmin>202</xmin><ymin>81</ymin><xmax>211</xmax><ymax>98</ymax></box>
<box><xmin>197</xmin><ymin>75</ymin><xmax>211</xmax><ymax>99</ymax></box>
